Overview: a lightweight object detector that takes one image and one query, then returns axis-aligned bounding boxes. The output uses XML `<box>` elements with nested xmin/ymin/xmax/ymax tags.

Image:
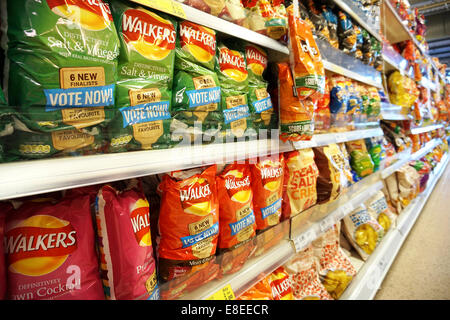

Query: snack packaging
<box><xmin>287</xmin><ymin>2</ymin><xmax>325</xmax><ymax>101</ymax></box>
<box><xmin>277</xmin><ymin>62</ymin><xmax>314</xmax><ymax>142</ymax></box>
<box><xmin>171</xmin><ymin>20</ymin><xmax>221</xmax><ymax>144</ymax></box>
<box><xmin>312</xmin><ymin>223</ymin><xmax>356</xmax><ymax>299</ymax></box>
<box><xmin>365</xmin><ymin>191</ymin><xmax>397</xmax><ymax>232</ymax></box>
<box><xmin>282</xmin><ymin>149</ymin><xmax>319</xmax><ymax>219</ymax></box>
<box><xmin>337</xmin><ymin>142</ymin><xmax>355</xmax><ymax>186</ymax></box>
<box><xmin>321</xmin><ymin>5</ymin><xmax>339</xmax><ymax>49</ymax></box>
<box><xmin>216</xmin><ymin>41</ymin><xmax>254</xmax><ymax>140</ymax></box>
<box><xmin>216</xmin><ymin>163</ymin><xmax>256</xmax><ymax>274</ymax></box>
<box><xmin>5</xmin><ymin>0</ymin><xmax>120</xmax><ymax>133</ymax></box>
<box><xmin>95</xmin><ymin>181</ymin><xmax>159</xmax><ymax>300</ymax></box>
<box><xmin>314</xmin><ymin>76</ymin><xmax>331</xmax><ymax>133</ymax></box>
<box><xmin>250</xmin><ymin>154</ymin><xmax>285</xmax><ymax>231</ymax></box>
<box><xmin>329</xmin><ymin>75</ymin><xmax>348</xmax><ymax>128</ymax></box>
<box><xmin>342</xmin><ymin>205</ymin><xmax>384</xmax><ymax>261</ymax></box>
<box><xmin>268</xmin><ymin>266</ymin><xmax>294</xmax><ymax>300</ymax></box>
<box><xmin>365</xmin><ymin>136</ymin><xmax>386</xmax><ymax>171</ymax></box>
<box><xmin>4</xmin><ymin>196</ymin><xmax>104</xmax><ymax>300</ymax></box>
<box><xmin>0</xmin><ymin>202</ymin><xmax>13</xmax><ymax>300</ymax></box>
<box><xmin>107</xmin><ymin>0</ymin><xmax>175</xmax><ymax>152</ymax></box>
<box><xmin>243</xmin><ymin>0</ymin><xmax>287</xmax><ymax>39</ymax></box>
<box><xmin>304</xmin><ymin>0</ymin><xmax>330</xmax><ymax>42</ymax></box>
<box><xmin>237</xmin><ymin>275</ymin><xmax>273</xmax><ymax>300</ymax></box>
<box><xmin>284</xmin><ymin>245</ymin><xmax>333</xmax><ymax>300</ymax></box>
<box><xmin>345</xmin><ymin>139</ymin><xmax>374</xmax><ymax>178</ymax></box>
<box><xmin>313</xmin><ymin>144</ymin><xmax>343</xmax><ymax>204</ymax></box>
<box><xmin>396</xmin><ymin>164</ymin><xmax>420</xmax><ymax>208</ymax></box>
<box><xmin>384</xmin><ymin>173</ymin><xmax>402</xmax><ymax>214</ymax></box>
<box><xmin>337</xmin><ymin>11</ymin><xmax>356</xmax><ymax>54</ymax></box>
<box><xmin>157</xmin><ymin>165</ymin><xmax>220</xmax><ymax>297</ymax></box>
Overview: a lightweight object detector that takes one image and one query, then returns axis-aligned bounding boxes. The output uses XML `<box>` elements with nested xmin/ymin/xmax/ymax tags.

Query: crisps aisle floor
<box><xmin>374</xmin><ymin>163</ymin><xmax>450</xmax><ymax>300</ymax></box>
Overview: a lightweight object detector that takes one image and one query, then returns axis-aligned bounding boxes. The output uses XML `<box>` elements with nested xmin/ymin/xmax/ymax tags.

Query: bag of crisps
<box><xmin>284</xmin><ymin>245</ymin><xmax>333</xmax><ymax>300</ymax></box>
<box><xmin>314</xmin><ymin>77</ymin><xmax>331</xmax><ymax>133</ymax></box>
<box><xmin>268</xmin><ymin>266</ymin><xmax>294</xmax><ymax>300</ymax></box>
<box><xmin>287</xmin><ymin>2</ymin><xmax>325</xmax><ymax>101</ymax></box>
<box><xmin>4</xmin><ymin>196</ymin><xmax>104</xmax><ymax>300</ymax></box>
<box><xmin>337</xmin><ymin>11</ymin><xmax>356</xmax><ymax>54</ymax></box>
<box><xmin>0</xmin><ymin>202</ymin><xmax>12</xmax><ymax>300</ymax></box>
<box><xmin>282</xmin><ymin>149</ymin><xmax>319</xmax><ymax>219</ymax></box>
<box><xmin>238</xmin><ymin>275</ymin><xmax>273</xmax><ymax>300</ymax></box>
<box><xmin>313</xmin><ymin>144</ymin><xmax>344</xmax><ymax>204</ymax></box>
<box><xmin>321</xmin><ymin>5</ymin><xmax>339</xmax><ymax>49</ymax></box>
<box><xmin>337</xmin><ymin>142</ymin><xmax>355</xmax><ymax>186</ymax></box>
<box><xmin>171</xmin><ymin>20</ymin><xmax>222</xmax><ymax>144</ymax></box>
<box><xmin>277</xmin><ymin>62</ymin><xmax>314</xmax><ymax>142</ymax></box>
<box><xmin>342</xmin><ymin>205</ymin><xmax>384</xmax><ymax>261</ymax></box>
<box><xmin>216</xmin><ymin>41</ymin><xmax>254</xmax><ymax>140</ymax></box>
<box><xmin>345</xmin><ymin>139</ymin><xmax>374</xmax><ymax>178</ymax></box>
<box><xmin>216</xmin><ymin>163</ymin><xmax>256</xmax><ymax>274</ymax></box>
<box><xmin>95</xmin><ymin>181</ymin><xmax>159</xmax><ymax>300</ymax></box>
<box><xmin>5</xmin><ymin>0</ymin><xmax>120</xmax><ymax>133</ymax></box>
<box><xmin>251</xmin><ymin>154</ymin><xmax>284</xmax><ymax>231</ymax></box>
<box><xmin>312</xmin><ymin>223</ymin><xmax>356</xmax><ymax>299</ymax></box>
<box><xmin>106</xmin><ymin>0</ymin><xmax>175</xmax><ymax>152</ymax></box>
<box><xmin>157</xmin><ymin>165</ymin><xmax>220</xmax><ymax>289</ymax></box>
<box><xmin>365</xmin><ymin>191</ymin><xmax>397</xmax><ymax>232</ymax></box>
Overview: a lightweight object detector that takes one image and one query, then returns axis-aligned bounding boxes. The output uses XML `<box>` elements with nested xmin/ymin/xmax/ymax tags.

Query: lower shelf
<box><xmin>340</xmin><ymin>153</ymin><xmax>449</xmax><ymax>300</ymax></box>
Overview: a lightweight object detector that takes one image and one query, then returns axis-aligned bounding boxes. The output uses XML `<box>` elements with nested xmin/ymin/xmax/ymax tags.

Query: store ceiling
<box><xmin>410</xmin><ymin>0</ymin><xmax>450</xmax><ymax>77</ymax></box>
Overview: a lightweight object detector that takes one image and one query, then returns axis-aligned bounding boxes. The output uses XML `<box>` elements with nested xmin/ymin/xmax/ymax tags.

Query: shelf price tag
<box><xmin>335</xmin><ymin>133</ymin><xmax>347</xmax><ymax>143</ymax></box>
<box><xmin>295</xmin><ymin>139</ymin><xmax>317</xmax><ymax>149</ymax></box>
<box><xmin>320</xmin><ymin>216</ymin><xmax>334</xmax><ymax>233</ymax></box>
<box><xmin>293</xmin><ymin>228</ymin><xmax>316</xmax><ymax>252</ymax></box>
<box><xmin>207</xmin><ymin>284</ymin><xmax>236</xmax><ymax>300</ymax></box>
<box><xmin>131</xmin><ymin>0</ymin><xmax>187</xmax><ymax>18</ymax></box>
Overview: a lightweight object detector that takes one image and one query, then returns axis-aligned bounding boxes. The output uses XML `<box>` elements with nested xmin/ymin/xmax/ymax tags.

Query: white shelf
<box><xmin>0</xmin><ymin>139</ymin><xmax>292</xmax><ymax>201</ymax></box>
<box><xmin>380</xmin><ymin>148</ymin><xmax>412</xmax><ymax>179</ymax></box>
<box><xmin>341</xmin><ymin>153</ymin><xmax>449</xmax><ymax>300</ymax></box>
<box><xmin>380</xmin><ymin>102</ymin><xmax>412</xmax><ymax>121</ymax></box>
<box><xmin>293</xmin><ymin>127</ymin><xmax>384</xmax><ymax>150</ymax></box>
<box><xmin>129</xmin><ymin>0</ymin><xmax>289</xmax><ymax>58</ymax></box>
<box><xmin>323</xmin><ymin>59</ymin><xmax>383</xmax><ymax>89</ymax></box>
<box><xmin>409</xmin><ymin>124</ymin><xmax>444</xmax><ymax>135</ymax></box>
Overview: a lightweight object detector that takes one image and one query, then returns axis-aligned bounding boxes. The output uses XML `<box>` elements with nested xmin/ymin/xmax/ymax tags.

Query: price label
<box><xmin>131</xmin><ymin>0</ymin><xmax>187</xmax><ymax>18</ymax></box>
<box><xmin>207</xmin><ymin>284</ymin><xmax>235</xmax><ymax>300</ymax></box>
<box><xmin>295</xmin><ymin>139</ymin><xmax>317</xmax><ymax>149</ymax></box>
<box><xmin>293</xmin><ymin>228</ymin><xmax>316</xmax><ymax>252</ymax></box>
<box><xmin>378</xmin><ymin>257</ymin><xmax>388</xmax><ymax>272</ymax></box>
<box><xmin>335</xmin><ymin>133</ymin><xmax>347</xmax><ymax>143</ymax></box>
<box><xmin>320</xmin><ymin>216</ymin><xmax>334</xmax><ymax>233</ymax></box>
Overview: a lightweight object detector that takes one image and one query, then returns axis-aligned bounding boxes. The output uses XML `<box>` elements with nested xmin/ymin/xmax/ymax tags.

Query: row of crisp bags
<box><xmin>0</xmin><ymin>180</ymin><xmax>159</xmax><ymax>300</ymax></box>
<box><xmin>0</xmin><ymin>0</ymin><xmax>278</xmax><ymax>162</ymax></box>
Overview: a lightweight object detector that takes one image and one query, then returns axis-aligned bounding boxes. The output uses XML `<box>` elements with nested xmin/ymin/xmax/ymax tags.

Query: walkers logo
<box><xmin>130</xmin><ymin>199</ymin><xmax>151</xmax><ymax>247</ymax></box>
<box><xmin>121</xmin><ymin>8</ymin><xmax>176</xmax><ymax>61</ymax></box>
<box><xmin>245</xmin><ymin>45</ymin><xmax>267</xmax><ymax>77</ymax></box>
<box><xmin>223</xmin><ymin>170</ymin><xmax>251</xmax><ymax>204</ymax></box>
<box><xmin>259</xmin><ymin>161</ymin><xmax>283</xmax><ymax>192</ymax></box>
<box><xmin>48</xmin><ymin>0</ymin><xmax>112</xmax><ymax>31</ymax></box>
<box><xmin>219</xmin><ymin>47</ymin><xmax>248</xmax><ymax>83</ymax></box>
<box><xmin>5</xmin><ymin>215</ymin><xmax>77</xmax><ymax>276</ymax></box>
<box><xmin>179</xmin><ymin>177</ymin><xmax>212</xmax><ymax>216</ymax></box>
<box><xmin>180</xmin><ymin>21</ymin><xmax>216</xmax><ymax>63</ymax></box>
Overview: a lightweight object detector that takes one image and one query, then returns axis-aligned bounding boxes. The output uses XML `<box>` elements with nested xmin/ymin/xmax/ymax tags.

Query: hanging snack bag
<box><xmin>216</xmin><ymin>163</ymin><xmax>256</xmax><ymax>274</ymax></box>
<box><xmin>106</xmin><ymin>0</ymin><xmax>175</xmax><ymax>152</ymax></box>
<box><xmin>287</xmin><ymin>2</ymin><xmax>325</xmax><ymax>100</ymax></box>
<box><xmin>4</xmin><ymin>196</ymin><xmax>104</xmax><ymax>300</ymax></box>
<box><xmin>157</xmin><ymin>165</ymin><xmax>220</xmax><ymax>288</ymax></box>
<box><xmin>365</xmin><ymin>191</ymin><xmax>397</xmax><ymax>232</ymax></box>
<box><xmin>342</xmin><ymin>205</ymin><xmax>384</xmax><ymax>261</ymax></box>
<box><xmin>284</xmin><ymin>245</ymin><xmax>333</xmax><ymax>300</ymax></box>
<box><xmin>95</xmin><ymin>181</ymin><xmax>159</xmax><ymax>300</ymax></box>
<box><xmin>245</xmin><ymin>43</ymin><xmax>276</xmax><ymax>131</ymax></box>
<box><xmin>250</xmin><ymin>154</ymin><xmax>285</xmax><ymax>231</ymax></box>
<box><xmin>216</xmin><ymin>41</ymin><xmax>253</xmax><ymax>140</ymax></box>
<box><xmin>312</xmin><ymin>223</ymin><xmax>356</xmax><ymax>299</ymax></box>
<box><xmin>277</xmin><ymin>63</ymin><xmax>314</xmax><ymax>142</ymax></box>
<box><xmin>345</xmin><ymin>139</ymin><xmax>374</xmax><ymax>178</ymax></box>
<box><xmin>282</xmin><ymin>149</ymin><xmax>319</xmax><ymax>219</ymax></box>
<box><xmin>337</xmin><ymin>11</ymin><xmax>356</xmax><ymax>54</ymax></box>
<box><xmin>5</xmin><ymin>0</ymin><xmax>120</xmax><ymax>133</ymax></box>
<box><xmin>171</xmin><ymin>20</ymin><xmax>221</xmax><ymax>144</ymax></box>
<box><xmin>313</xmin><ymin>144</ymin><xmax>343</xmax><ymax>204</ymax></box>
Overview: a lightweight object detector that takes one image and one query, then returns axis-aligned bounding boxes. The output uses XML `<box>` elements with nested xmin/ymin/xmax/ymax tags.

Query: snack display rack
<box><xmin>0</xmin><ymin>0</ymin><xmax>448</xmax><ymax>302</ymax></box>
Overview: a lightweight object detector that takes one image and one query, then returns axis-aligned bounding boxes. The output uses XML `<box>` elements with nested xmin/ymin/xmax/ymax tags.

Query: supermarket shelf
<box><xmin>331</xmin><ymin>0</ymin><xmax>381</xmax><ymax>42</ymax></box>
<box><xmin>129</xmin><ymin>0</ymin><xmax>289</xmax><ymax>59</ymax></box>
<box><xmin>181</xmin><ymin>235</ymin><xmax>294</xmax><ymax>300</ymax></box>
<box><xmin>291</xmin><ymin>176</ymin><xmax>384</xmax><ymax>252</ymax></box>
<box><xmin>380</xmin><ymin>0</ymin><xmax>413</xmax><ymax>44</ymax></box>
<box><xmin>410</xmin><ymin>138</ymin><xmax>442</xmax><ymax>161</ymax></box>
<box><xmin>317</xmin><ymin>39</ymin><xmax>383</xmax><ymax>88</ymax></box>
<box><xmin>382</xmin><ymin>53</ymin><xmax>410</xmax><ymax>78</ymax></box>
<box><xmin>380</xmin><ymin>148</ymin><xmax>412</xmax><ymax>179</ymax></box>
<box><xmin>380</xmin><ymin>102</ymin><xmax>412</xmax><ymax>120</ymax></box>
<box><xmin>409</xmin><ymin>124</ymin><xmax>444</xmax><ymax>135</ymax></box>
<box><xmin>341</xmin><ymin>152</ymin><xmax>449</xmax><ymax>300</ymax></box>
<box><xmin>293</xmin><ymin>127</ymin><xmax>384</xmax><ymax>150</ymax></box>
<box><xmin>0</xmin><ymin>138</ymin><xmax>292</xmax><ymax>201</ymax></box>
